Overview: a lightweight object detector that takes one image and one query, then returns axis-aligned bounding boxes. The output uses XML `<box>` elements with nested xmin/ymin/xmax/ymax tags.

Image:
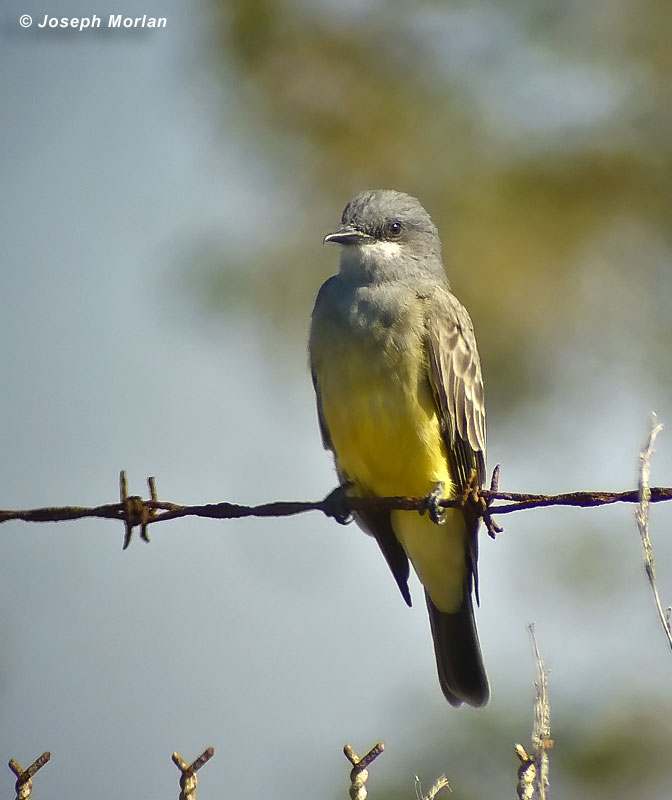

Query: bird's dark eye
<box><xmin>388</xmin><ymin>221</ymin><xmax>403</xmax><ymax>236</ymax></box>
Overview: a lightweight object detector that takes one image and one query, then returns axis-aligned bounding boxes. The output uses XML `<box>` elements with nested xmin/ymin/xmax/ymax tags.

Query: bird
<box><xmin>309</xmin><ymin>189</ymin><xmax>489</xmax><ymax>706</ymax></box>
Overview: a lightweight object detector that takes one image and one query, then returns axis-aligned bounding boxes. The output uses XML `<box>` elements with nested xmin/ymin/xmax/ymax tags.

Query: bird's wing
<box><xmin>310</xmin><ymin>367</ymin><xmax>333</xmax><ymax>451</ymax></box>
<box><xmin>424</xmin><ymin>288</ymin><xmax>486</xmax><ymax>598</ymax></box>
<box><xmin>425</xmin><ymin>289</ymin><xmax>486</xmax><ymax>489</ymax></box>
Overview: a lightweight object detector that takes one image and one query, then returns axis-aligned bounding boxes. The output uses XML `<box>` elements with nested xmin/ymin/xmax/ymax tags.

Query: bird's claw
<box><xmin>323</xmin><ymin>483</ymin><xmax>354</xmax><ymax>525</ymax></box>
<box><xmin>420</xmin><ymin>482</ymin><xmax>446</xmax><ymax>525</ymax></box>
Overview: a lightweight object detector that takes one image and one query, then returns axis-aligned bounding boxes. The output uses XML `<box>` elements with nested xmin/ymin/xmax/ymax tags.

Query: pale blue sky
<box><xmin>2</xmin><ymin>2</ymin><xmax>671</xmax><ymax>798</ymax></box>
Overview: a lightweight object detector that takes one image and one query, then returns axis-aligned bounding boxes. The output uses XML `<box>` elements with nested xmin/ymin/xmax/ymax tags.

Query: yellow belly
<box><xmin>319</xmin><ymin>337</ymin><xmax>467</xmax><ymax>612</ymax></box>
<box><xmin>324</xmin><ymin>369</ymin><xmax>448</xmax><ymax>495</ymax></box>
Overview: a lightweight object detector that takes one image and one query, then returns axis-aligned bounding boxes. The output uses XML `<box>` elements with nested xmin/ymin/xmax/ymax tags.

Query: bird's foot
<box><xmin>322</xmin><ymin>483</ymin><xmax>354</xmax><ymax>525</ymax></box>
<box><xmin>461</xmin><ymin>466</ymin><xmax>504</xmax><ymax>539</ymax></box>
<box><xmin>482</xmin><ymin>465</ymin><xmax>504</xmax><ymax>539</ymax></box>
<box><xmin>419</xmin><ymin>482</ymin><xmax>446</xmax><ymax>525</ymax></box>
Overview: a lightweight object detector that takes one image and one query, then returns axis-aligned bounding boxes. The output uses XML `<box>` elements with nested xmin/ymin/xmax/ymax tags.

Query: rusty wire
<box><xmin>2</xmin><ymin>469</ymin><xmax>672</xmax><ymax>548</ymax></box>
<box><xmin>344</xmin><ymin>742</ymin><xmax>385</xmax><ymax>800</ymax></box>
<box><xmin>172</xmin><ymin>748</ymin><xmax>215</xmax><ymax>800</ymax></box>
<box><xmin>8</xmin><ymin>752</ymin><xmax>50</xmax><ymax>800</ymax></box>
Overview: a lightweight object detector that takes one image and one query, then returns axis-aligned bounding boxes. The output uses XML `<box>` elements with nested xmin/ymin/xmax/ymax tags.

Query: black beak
<box><xmin>323</xmin><ymin>225</ymin><xmax>372</xmax><ymax>246</ymax></box>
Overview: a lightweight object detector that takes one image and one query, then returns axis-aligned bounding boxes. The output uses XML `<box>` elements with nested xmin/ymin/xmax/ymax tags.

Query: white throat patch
<box><xmin>362</xmin><ymin>241</ymin><xmax>403</xmax><ymax>260</ymax></box>
<box><xmin>339</xmin><ymin>239</ymin><xmax>405</xmax><ymax>279</ymax></box>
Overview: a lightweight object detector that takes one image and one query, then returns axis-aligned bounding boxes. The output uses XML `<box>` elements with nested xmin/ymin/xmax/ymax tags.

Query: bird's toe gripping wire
<box><xmin>419</xmin><ymin>482</ymin><xmax>446</xmax><ymax>525</ymax></box>
<box><xmin>472</xmin><ymin>465</ymin><xmax>503</xmax><ymax>539</ymax></box>
<box><xmin>323</xmin><ymin>483</ymin><xmax>354</xmax><ymax>525</ymax></box>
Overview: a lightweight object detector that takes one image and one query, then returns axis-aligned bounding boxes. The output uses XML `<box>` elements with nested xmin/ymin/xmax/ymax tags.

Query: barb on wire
<box><xmin>172</xmin><ymin>747</ymin><xmax>214</xmax><ymax>800</ymax></box>
<box><xmin>515</xmin><ymin>625</ymin><xmax>552</xmax><ymax>800</ymax></box>
<box><xmin>3</xmin><ymin>473</ymin><xmax>672</xmax><ymax>546</ymax></box>
<box><xmin>635</xmin><ymin>414</ymin><xmax>672</xmax><ymax>649</ymax></box>
<box><xmin>2</xmin><ymin>416</ymin><xmax>672</xmax><ymax>549</ymax></box>
<box><xmin>344</xmin><ymin>742</ymin><xmax>385</xmax><ymax>800</ymax></box>
<box><xmin>8</xmin><ymin>752</ymin><xmax>50</xmax><ymax>800</ymax></box>
<box><xmin>120</xmin><ymin>471</ymin><xmax>154</xmax><ymax>550</ymax></box>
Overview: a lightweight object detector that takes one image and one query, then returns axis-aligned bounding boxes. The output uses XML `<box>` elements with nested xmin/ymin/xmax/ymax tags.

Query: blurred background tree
<box><xmin>192</xmin><ymin>1</ymin><xmax>672</xmax><ymax>796</ymax></box>
<box><xmin>196</xmin><ymin>0</ymin><xmax>672</xmax><ymax>412</ymax></box>
<box><xmin>3</xmin><ymin>1</ymin><xmax>670</xmax><ymax>798</ymax></box>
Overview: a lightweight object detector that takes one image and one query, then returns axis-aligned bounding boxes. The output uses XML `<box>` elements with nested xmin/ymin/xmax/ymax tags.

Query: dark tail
<box><xmin>425</xmin><ymin>589</ymin><xmax>489</xmax><ymax>707</ymax></box>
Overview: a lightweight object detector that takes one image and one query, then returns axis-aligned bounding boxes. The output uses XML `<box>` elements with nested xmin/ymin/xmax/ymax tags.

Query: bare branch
<box><xmin>530</xmin><ymin>626</ymin><xmax>551</xmax><ymax>800</ymax></box>
<box><xmin>515</xmin><ymin>626</ymin><xmax>552</xmax><ymax>800</ymax></box>
<box><xmin>514</xmin><ymin>745</ymin><xmax>535</xmax><ymax>800</ymax></box>
<box><xmin>635</xmin><ymin>415</ymin><xmax>672</xmax><ymax>650</ymax></box>
<box><xmin>415</xmin><ymin>774</ymin><xmax>451</xmax><ymax>799</ymax></box>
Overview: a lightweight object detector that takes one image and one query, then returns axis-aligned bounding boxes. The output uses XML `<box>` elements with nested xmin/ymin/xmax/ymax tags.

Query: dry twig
<box><xmin>415</xmin><ymin>773</ymin><xmax>451</xmax><ymax>799</ymax></box>
<box><xmin>515</xmin><ymin>626</ymin><xmax>552</xmax><ymax>800</ymax></box>
<box><xmin>514</xmin><ymin>744</ymin><xmax>535</xmax><ymax>800</ymax></box>
<box><xmin>635</xmin><ymin>414</ymin><xmax>672</xmax><ymax>649</ymax></box>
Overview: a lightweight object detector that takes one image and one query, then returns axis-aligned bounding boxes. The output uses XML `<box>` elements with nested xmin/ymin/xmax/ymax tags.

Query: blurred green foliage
<box><xmin>196</xmin><ymin>0</ymin><xmax>671</xmax><ymax>411</ymax></box>
<box><xmin>196</xmin><ymin>1</ymin><xmax>672</xmax><ymax>796</ymax></box>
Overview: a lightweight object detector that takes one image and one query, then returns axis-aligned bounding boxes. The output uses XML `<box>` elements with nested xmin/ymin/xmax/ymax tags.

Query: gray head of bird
<box><xmin>324</xmin><ymin>189</ymin><xmax>446</xmax><ymax>285</ymax></box>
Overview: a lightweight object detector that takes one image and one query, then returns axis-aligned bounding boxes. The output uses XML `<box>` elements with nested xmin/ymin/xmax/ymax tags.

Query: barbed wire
<box><xmin>2</xmin><ymin>469</ymin><xmax>672</xmax><ymax>545</ymax></box>
<box><xmin>8</xmin><ymin>752</ymin><xmax>50</xmax><ymax>800</ymax></box>
<box><xmin>344</xmin><ymin>742</ymin><xmax>385</xmax><ymax>800</ymax></box>
<box><xmin>3</xmin><ymin>420</ymin><xmax>670</xmax><ymax>797</ymax></box>
<box><xmin>5</xmin><ymin>741</ymin><xmax>451</xmax><ymax>800</ymax></box>
<box><xmin>172</xmin><ymin>748</ymin><xmax>215</xmax><ymax>800</ymax></box>
<box><xmin>1</xmin><ymin>419</ymin><xmax>670</xmax><ymax>646</ymax></box>
<box><xmin>6</xmin><ymin>749</ymin><xmax>214</xmax><ymax>800</ymax></box>
<box><xmin>344</xmin><ymin>741</ymin><xmax>451</xmax><ymax>800</ymax></box>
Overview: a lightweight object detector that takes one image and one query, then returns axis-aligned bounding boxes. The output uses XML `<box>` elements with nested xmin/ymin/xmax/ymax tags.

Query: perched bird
<box><xmin>309</xmin><ymin>190</ymin><xmax>489</xmax><ymax>707</ymax></box>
